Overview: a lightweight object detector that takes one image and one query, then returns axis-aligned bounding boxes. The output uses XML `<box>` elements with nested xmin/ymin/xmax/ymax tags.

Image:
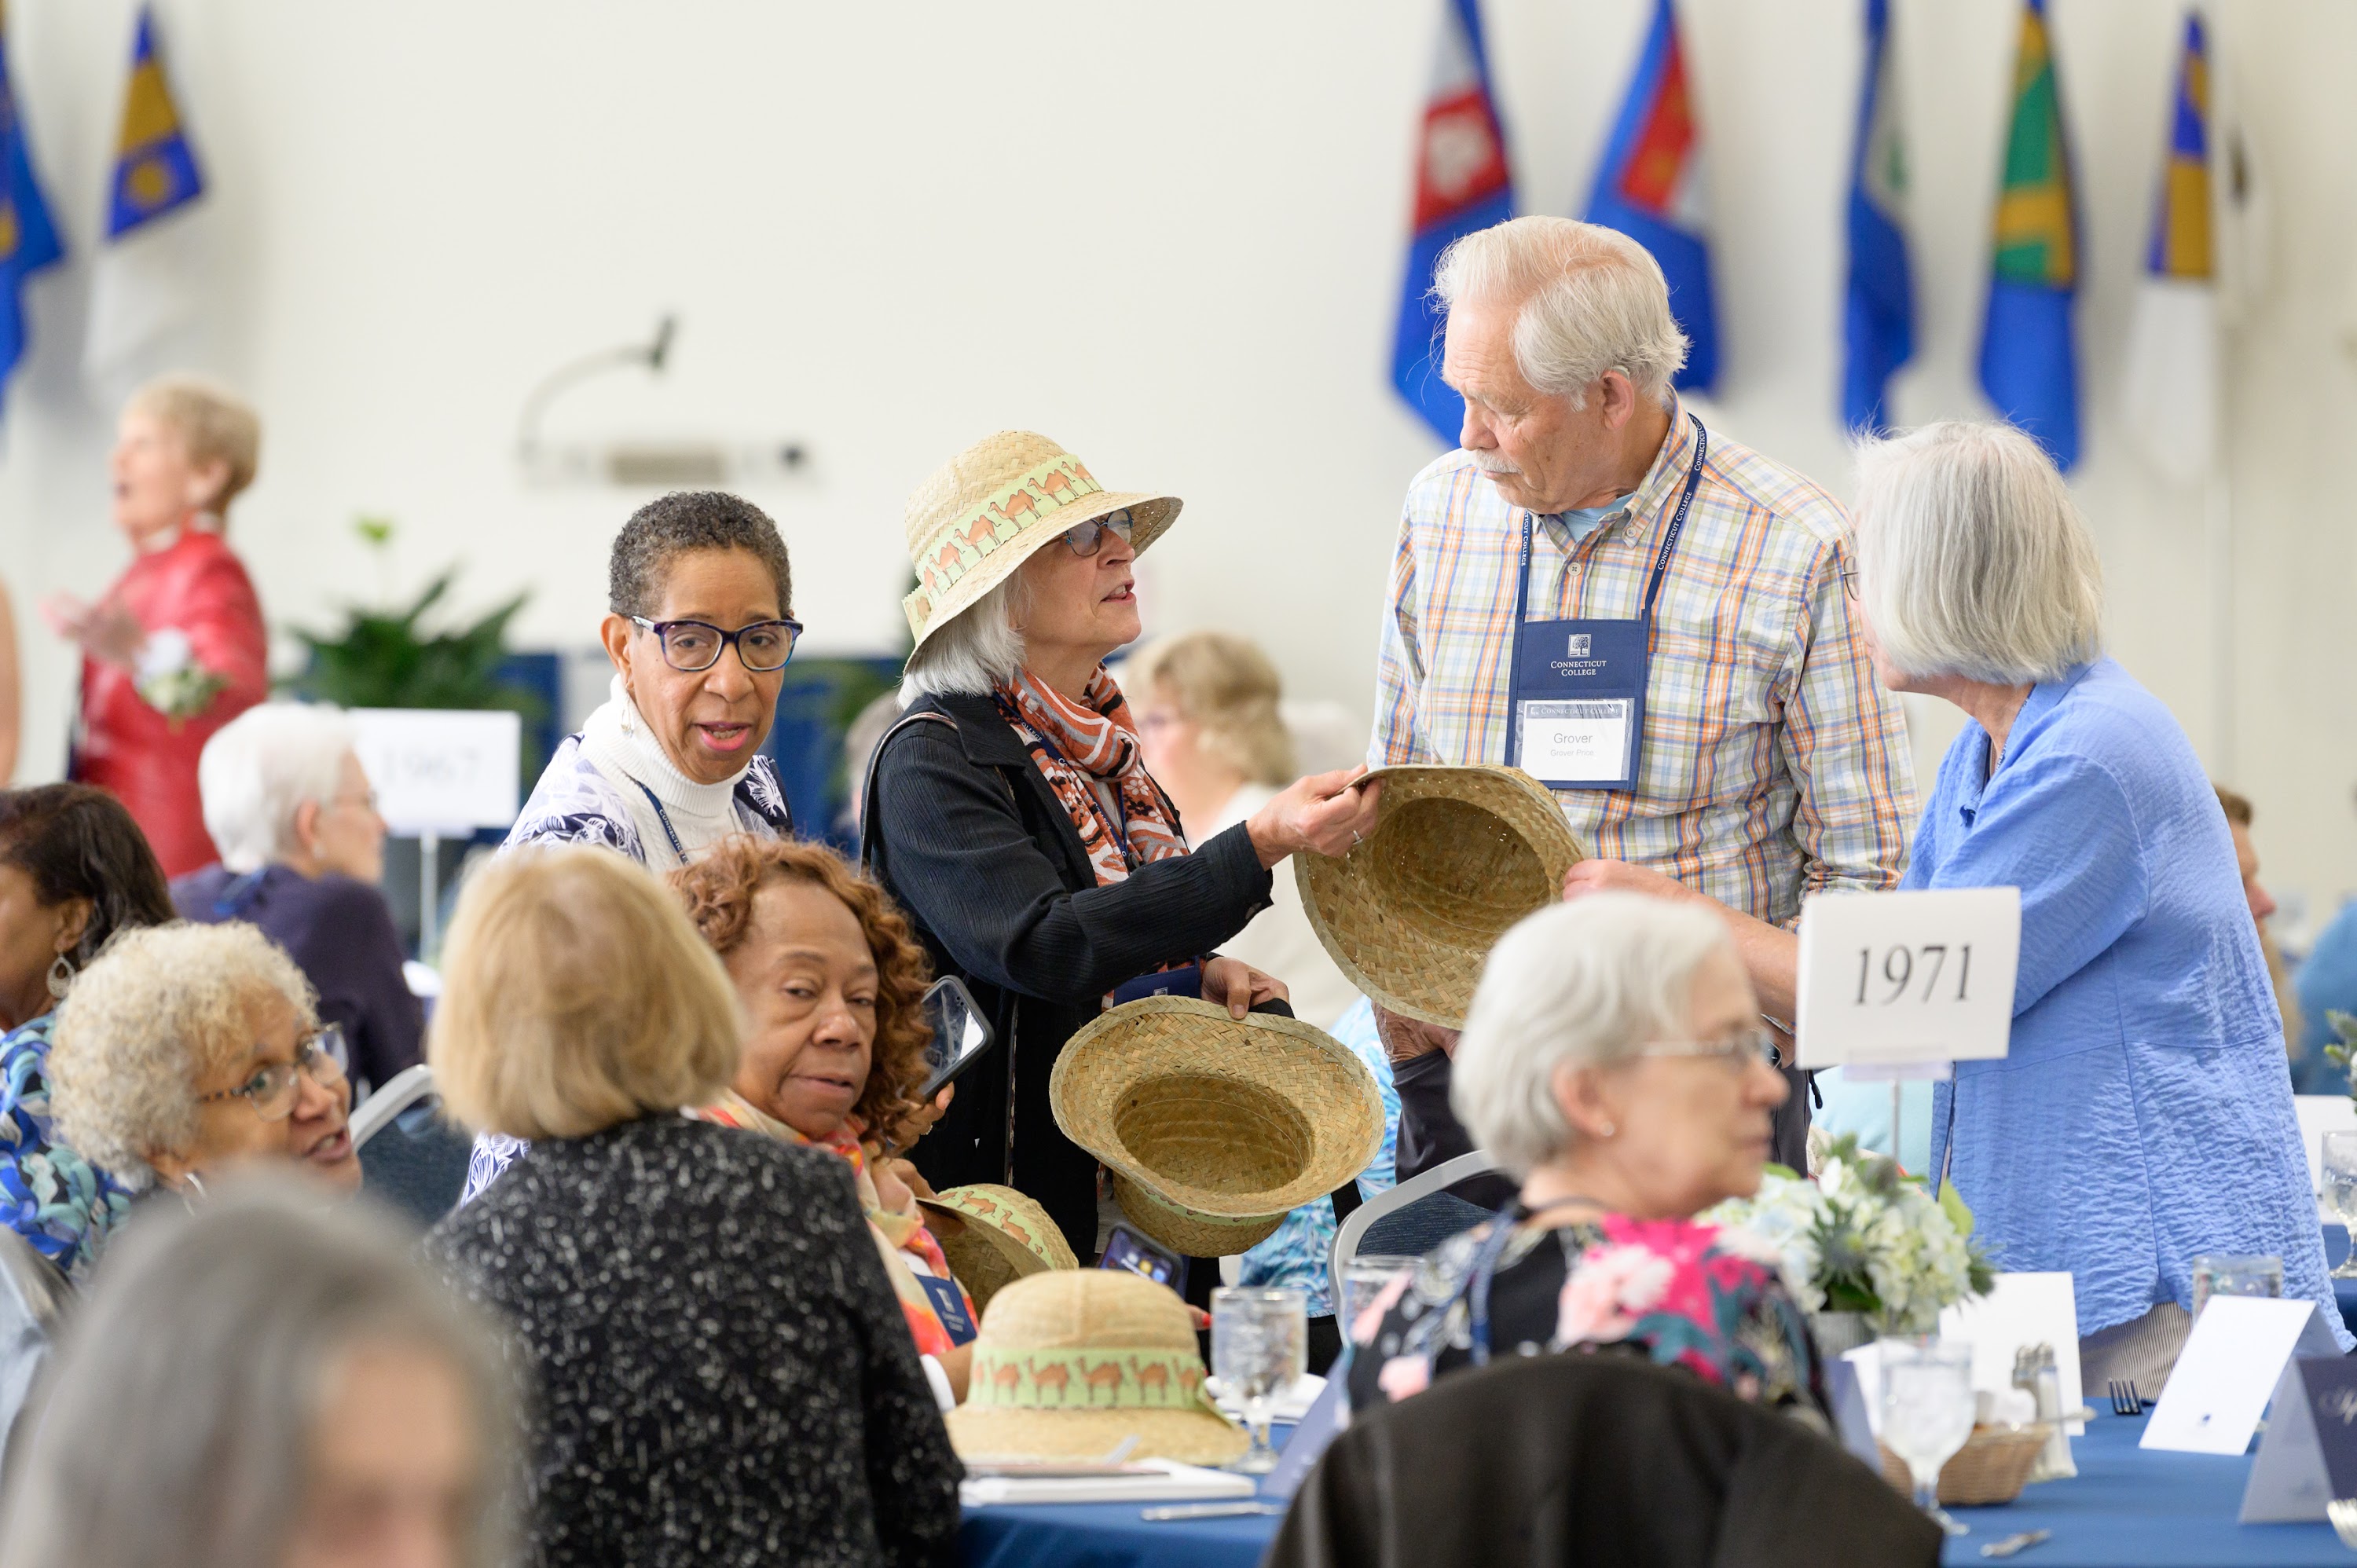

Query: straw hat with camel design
<box><xmin>901</xmin><ymin>430</ymin><xmax>1181</xmax><ymax>651</ymax></box>
<box><xmin>1296</xmin><ymin>764</ymin><xmax>1585</xmax><ymax>1030</ymax></box>
<box><xmin>915</xmin><ymin>1183</ymin><xmax>1076</xmax><ymax>1316</ymax></box>
<box><xmin>943</xmin><ymin>1268</ymin><xmax>1247</xmax><ymax>1464</ymax></box>
<box><xmin>1050</xmin><ymin>996</ymin><xmax>1385</xmax><ymax>1258</ymax></box>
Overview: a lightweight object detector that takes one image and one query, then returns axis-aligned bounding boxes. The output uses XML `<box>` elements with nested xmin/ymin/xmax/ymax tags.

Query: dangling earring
<box><xmin>45</xmin><ymin>953</ymin><xmax>73</xmax><ymax>1001</ymax></box>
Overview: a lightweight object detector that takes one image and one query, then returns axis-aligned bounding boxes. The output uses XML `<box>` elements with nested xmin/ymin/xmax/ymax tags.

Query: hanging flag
<box><xmin>0</xmin><ymin>0</ymin><xmax>60</xmax><ymax>413</ymax></box>
<box><xmin>1391</xmin><ymin>0</ymin><xmax>1516</xmax><ymax>445</ymax></box>
<box><xmin>1586</xmin><ymin>0</ymin><xmax>1717</xmax><ymax>394</ymax></box>
<box><xmin>85</xmin><ymin>4</ymin><xmax>207</xmax><ymax>385</ymax></box>
<box><xmin>1977</xmin><ymin>0</ymin><xmax>2080</xmax><ymax>471</ymax></box>
<box><xmin>2121</xmin><ymin>10</ymin><xmax>2220</xmax><ymax>487</ymax></box>
<box><xmin>1842</xmin><ymin>0</ymin><xmax>1913</xmax><ymax>434</ymax></box>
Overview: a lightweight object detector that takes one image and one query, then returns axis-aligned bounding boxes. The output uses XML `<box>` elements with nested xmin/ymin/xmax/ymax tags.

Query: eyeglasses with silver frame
<box><xmin>1060</xmin><ymin>508</ymin><xmax>1135</xmax><ymax>559</ymax></box>
<box><xmin>197</xmin><ymin>1027</ymin><xmax>350</xmax><ymax>1122</ymax></box>
<box><xmin>629</xmin><ymin>615</ymin><xmax>804</xmax><ymax>673</ymax></box>
<box><xmin>1637</xmin><ymin>1028</ymin><xmax>1783</xmax><ymax>1071</ymax></box>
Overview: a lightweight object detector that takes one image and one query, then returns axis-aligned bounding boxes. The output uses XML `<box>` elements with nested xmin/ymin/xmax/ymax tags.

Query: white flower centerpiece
<box><xmin>1706</xmin><ymin>1134</ymin><xmax>1995</xmax><ymax>1355</ymax></box>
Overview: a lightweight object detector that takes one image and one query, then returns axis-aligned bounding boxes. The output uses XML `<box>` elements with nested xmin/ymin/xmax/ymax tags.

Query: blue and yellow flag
<box><xmin>1842</xmin><ymin>0</ymin><xmax>1914</xmax><ymax>434</ymax></box>
<box><xmin>2146</xmin><ymin>13</ymin><xmax>2212</xmax><ymax>282</ymax></box>
<box><xmin>102</xmin><ymin>5</ymin><xmax>203</xmax><ymax>241</ymax></box>
<box><xmin>1976</xmin><ymin>0</ymin><xmax>2080</xmax><ymax>471</ymax></box>
<box><xmin>0</xmin><ymin>0</ymin><xmax>61</xmax><ymax>407</ymax></box>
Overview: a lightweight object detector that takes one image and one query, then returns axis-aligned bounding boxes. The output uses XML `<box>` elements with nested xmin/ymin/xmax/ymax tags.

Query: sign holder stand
<box><xmin>420</xmin><ymin>831</ymin><xmax>441</xmax><ymax>958</ymax></box>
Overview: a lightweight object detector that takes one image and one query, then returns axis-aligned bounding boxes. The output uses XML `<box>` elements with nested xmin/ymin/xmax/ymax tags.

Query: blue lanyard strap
<box><xmin>632</xmin><ymin>781</ymin><xmax>689</xmax><ymax>863</ymax></box>
<box><xmin>1512</xmin><ymin>412</ymin><xmax>1710</xmax><ymax>633</ymax></box>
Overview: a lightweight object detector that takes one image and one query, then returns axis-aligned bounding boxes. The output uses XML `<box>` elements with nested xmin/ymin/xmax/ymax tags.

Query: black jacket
<box><xmin>1268</xmin><ymin>1354</ymin><xmax>1938</xmax><ymax>1568</ymax></box>
<box><xmin>863</xmin><ymin>691</ymin><xmax>1274</xmax><ymax>1257</ymax></box>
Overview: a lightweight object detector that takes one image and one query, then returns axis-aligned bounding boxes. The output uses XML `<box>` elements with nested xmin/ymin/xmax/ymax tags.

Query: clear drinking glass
<box><xmin>2190</xmin><ymin>1252</ymin><xmax>2284</xmax><ymax>1317</ymax></box>
<box><xmin>2325</xmin><ymin>1134</ymin><xmax>2357</xmax><ymax>1280</ymax></box>
<box><xmin>1211</xmin><ymin>1285</ymin><xmax>1308</xmax><ymax>1474</ymax></box>
<box><xmin>1879</xmin><ymin>1338</ymin><xmax>1976</xmax><ymax>1537</ymax></box>
<box><xmin>1340</xmin><ymin>1256</ymin><xmax>1417</xmax><ymax>1335</ymax></box>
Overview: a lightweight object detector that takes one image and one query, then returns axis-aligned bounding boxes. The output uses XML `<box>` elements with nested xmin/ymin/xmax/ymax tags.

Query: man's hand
<box><xmin>1562</xmin><ymin>858</ymin><xmax>1699</xmax><ymax>906</ymax></box>
<box><xmin>1372</xmin><ymin>1003</ymin><xmax>1460</xmax><ymax>1065</ymax></box>
<box><xmin>1202</xmin><ymin>957</ymin><xmax>1288</xmax><ymax>1019</ymax></box>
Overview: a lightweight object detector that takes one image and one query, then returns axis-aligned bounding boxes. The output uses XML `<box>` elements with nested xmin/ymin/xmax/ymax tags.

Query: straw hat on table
<box><xmin>915</xmin><ymin>1184</ymin><xmax>1076</xmax><ymax>1316</ymax></box>
<box><xmin>1296</xmin><ymin>764</ymin><xmax>1584</xmax><ymax>1030</ymax></box>
<box><xmin>900</xmin><ymin>430</ymin><xmax>1181</xmax><ymax>650</ymax></box>
<box><xmin>944</xmin><ymin>1269</ymin><xmax>1247</xmax><ymax>1465</ymax></box>
<box><xmin>1050</xmin><ymin>996</ymin><xmax>1385</xmax><ymax>1258</ymax></box>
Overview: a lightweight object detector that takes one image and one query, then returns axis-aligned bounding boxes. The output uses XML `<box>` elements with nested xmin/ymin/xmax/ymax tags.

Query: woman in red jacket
<box><xmin>43</xmin><ymin>377</ymin><xmax>268</xmax><ymax>877</ymax></box>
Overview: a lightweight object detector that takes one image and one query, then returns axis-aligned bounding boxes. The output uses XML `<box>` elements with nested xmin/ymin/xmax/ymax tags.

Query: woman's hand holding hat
<box><xmin>1244</xmin><ymin>765</ymin><xmax>1382</xmax><ymax>869</ymax></box>
<box><xmin>1201</xmin><ymin>957</ymin><xmax>1287</xmax><ymax>1020</ymax></box>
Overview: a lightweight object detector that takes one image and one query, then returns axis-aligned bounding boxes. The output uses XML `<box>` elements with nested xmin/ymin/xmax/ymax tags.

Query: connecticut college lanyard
<box><xmin>1507</xmin><ymin>414</ymin><xmax>1707</xmax><ymax>791</ymax></box>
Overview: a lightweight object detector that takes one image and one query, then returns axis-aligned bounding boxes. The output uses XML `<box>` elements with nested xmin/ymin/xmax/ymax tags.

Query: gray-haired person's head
<box><xmin>607</xmin><ymin>489</ymin><xmax>794</xmax><ymax>620</ymax></box>
<box><xmin>900</xmin><ymin>570</ymin><xmax>1032</xmax><ymax>700</ymax></box>
<box><xmin>1450</xmin><ymin>894</ymin><xmax>1738</xmax><ymax>1178</ymax></box>
<box><xmin>0</xmin><ymin>1185</ymin><xmax>519</xmax><ymax>1568</ymax></box>
<box><xmin>196</xmin><ymin>702</ymin><xmax>359</xmax><ymax>874</ymax></box>
<box><xmin>1431</xmin><ymin>215</ymin><xmax>1691</xmax><ymax>408</ymax></box>
<box><xmin>1852</xmin><ymin>420</ymin><xmax>2104</xmax><ymax>687</ymax></box>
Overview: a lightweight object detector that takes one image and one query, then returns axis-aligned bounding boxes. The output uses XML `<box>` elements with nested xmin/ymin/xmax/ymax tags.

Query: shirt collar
<box><xmin>1531</xmin><ymin>394</ymin><xmax>1693</xmax><ymax>548</ymax></box>
<box><xmin>1953</xmin><ymin>660</ymin><xmax>2098</xmax><ymax>825</ymax></box>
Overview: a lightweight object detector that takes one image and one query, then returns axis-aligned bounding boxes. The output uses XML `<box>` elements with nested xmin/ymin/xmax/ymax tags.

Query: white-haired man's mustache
<box><xmin>1467</xmin><ymin>451</ymin><xmax>1521</xmax><ymax>475</ymax></box>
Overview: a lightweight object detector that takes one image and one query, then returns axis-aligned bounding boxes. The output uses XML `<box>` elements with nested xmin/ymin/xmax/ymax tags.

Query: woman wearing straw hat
<box><xmin>863</xmin><ymin>430</ymin><xmax>1380</xmax><ymax>1260</ymax></box>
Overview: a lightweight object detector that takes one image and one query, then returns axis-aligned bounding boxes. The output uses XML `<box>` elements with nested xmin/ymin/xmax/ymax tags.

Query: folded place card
<box><xmin>1939</xmin><ymin>1273</ymin><xmax>2084</xmax><ymax>1435</ymax></box>
<box><xmin>2241</xmin><ymin>1357</ymin><xmax>2357</xmax><ymax>1522</ymax></box>
<box><xmin>1823</xmin><ymin>1356</ymin><xmax>1883</xmax><ymax>1468</ymax></box>
<box><xmin>2142</xmin><ymin>1297</ymin><xmax>2342</xmax><ymax>1456</ymax></box>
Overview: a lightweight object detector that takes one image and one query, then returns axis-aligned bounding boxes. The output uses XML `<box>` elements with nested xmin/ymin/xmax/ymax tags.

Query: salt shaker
<box><xmin>2011</xmin><ymin>1343</ymin><xmax>2076</xmax><ymax>1482</ymax></box>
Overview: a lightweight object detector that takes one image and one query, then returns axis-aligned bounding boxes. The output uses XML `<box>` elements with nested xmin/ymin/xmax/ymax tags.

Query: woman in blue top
<box><xmin>1567</xmin><ymin>422</ymin><xmax>2340</xmax><ymax>1387</ymax></box>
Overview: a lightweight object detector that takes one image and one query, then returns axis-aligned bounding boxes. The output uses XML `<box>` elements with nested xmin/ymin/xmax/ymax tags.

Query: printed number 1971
<box><xmin>1854</xmin><ymin>943</ymin><xmax>1973</xmax><ymax>1006</ymax></box>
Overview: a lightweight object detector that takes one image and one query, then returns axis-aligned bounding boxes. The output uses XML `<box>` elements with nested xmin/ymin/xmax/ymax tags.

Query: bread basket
<box><xmin>1877</xmin><ymin>1423</ymin><xmax>2051</xmax><ymax>1506</ymax></box>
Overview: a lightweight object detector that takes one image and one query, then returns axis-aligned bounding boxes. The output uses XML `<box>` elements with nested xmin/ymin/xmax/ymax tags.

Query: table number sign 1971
<box><xmin>1794</xmin><ymin>887</ymin><xmax>2022</xmax><ymax>1077</ymax></box>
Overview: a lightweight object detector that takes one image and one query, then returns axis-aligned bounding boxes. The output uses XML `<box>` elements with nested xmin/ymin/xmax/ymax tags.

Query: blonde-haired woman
<box><xmin>1128</xmin><ymin>631</ymin><xmax>1358</xmax><ymax>1030</ymax></box>
<box><xmin>424</xmin><ymin>845</ymin><xmax>959</xmax><ymax>1566</ymax></box>
<box><xmin>43</xmin><ymin>376</ymin><xmax>268</xmax><ymax>875</ymax></box>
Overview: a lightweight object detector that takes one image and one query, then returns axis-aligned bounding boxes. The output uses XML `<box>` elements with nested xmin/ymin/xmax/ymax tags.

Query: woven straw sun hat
<box><xmin>901</xmin><ymin>430</ymin><xmax>1181</xmax><ymax>652</ymax></box>
<box><xmin>944</xmin><ymin>1268</ymin><xmax>1247</xmax><ymax>1465</ymax></box>
<box><xmin>1050</xmin><ymin>996</ymin><xmax>1385</xmax><ymax>1258</ymax></box>
<box><xmin>915</xmin><ymin>1184</ymin><xmax>1076</xmax><ymax>1316</ymax></box>
<box><xmin>1297</xmin><ymin>764</ymin><xmax>1584</xmax><ymax>1030</ymax></box>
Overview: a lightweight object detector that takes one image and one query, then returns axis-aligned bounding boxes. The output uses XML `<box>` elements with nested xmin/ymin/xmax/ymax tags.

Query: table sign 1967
<box><xmin>1794</xmin><ymin>887</ymin><xmax>2021</xmax><ymax>1077</ymax></box>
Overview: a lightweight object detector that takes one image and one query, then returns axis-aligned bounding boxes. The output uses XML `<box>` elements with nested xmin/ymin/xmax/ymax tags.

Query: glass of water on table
<box><xmin>2325</xmin><ymin>1131</ymin><xmax>2357</xmax><ymax>1280</ymax></box>
<box><xmin>1880</xmin><ymin>1338</ymin><xmax>1977</xmax><ymax>1537</ymax></box>
<box><xmin>1211</xmin><ymin>1286</ymin><xmax>1307</xmax><ymax>1474</ymax></box>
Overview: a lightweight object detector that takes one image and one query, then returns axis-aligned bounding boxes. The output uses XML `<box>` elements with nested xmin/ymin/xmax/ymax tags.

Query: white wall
<box><xmin>2</xmin><ymin>0</ymin><xmax>2352</xmax><ymax>924</ymax></box>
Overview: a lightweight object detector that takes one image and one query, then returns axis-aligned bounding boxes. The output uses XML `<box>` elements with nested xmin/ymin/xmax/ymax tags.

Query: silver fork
<box><xmin>2326</xmin><ymin>1497</ymin><xmax>2357</xmax><ymax>1548</ymax></box>
<box><xmin>2107</xmin><ymin>1379</ymin><xmax>2143</xmax><ymax>1416</ymax></box>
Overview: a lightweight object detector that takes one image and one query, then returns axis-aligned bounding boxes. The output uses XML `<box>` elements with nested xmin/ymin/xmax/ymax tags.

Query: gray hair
<box><xmin>196</xmin><ymin>702</ymin><xmax>358</xmax><ymax>874</ymax></box>
<box><xmin>1853</xmin><ymin>420</ymin><xmax>2104</xmax><ymax>686</ymax></box>
<box><xmin>0</xmin><ymin>1184</ymin><xmax>519</xmax><ymax>1568</ymax></box>
<box><xmin>607</xmin><ymin>490</ymin><xmax>794</xmax><ymax>620</ymax></box>
<box><xmin>900</xmin><ymin>570</ymin><xmax>1032</xmax><ymax>701</ymax></box>
<box><xmin>1450</xmin><ymin>893</ymin><xmax>1736</xmax><ymax>1177</ymax></box>
<box><xmin>48</xmin><ymin>923</ymin><xmax>319</xmax><ymax>1191</ymax></box>
<box><xmin>1432</xmin><ymin>216</ymin><xmax>1691</xmax><ymax>408</ymax></box>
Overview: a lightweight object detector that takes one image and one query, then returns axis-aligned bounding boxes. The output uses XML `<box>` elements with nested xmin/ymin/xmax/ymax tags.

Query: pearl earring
<box><xmin>1596</xmin><ymin>1120</ymin><xmax>1616</xmax><ymax>1138</ymax></box>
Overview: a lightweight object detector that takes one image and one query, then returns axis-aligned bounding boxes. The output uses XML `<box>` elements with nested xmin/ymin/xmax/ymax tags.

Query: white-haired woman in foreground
<box><xmin>1345</xmin><ymin>894</ymin><xmax>1818</xmax><ymax>1419</ymax></box>
<box><xmin>1565</xmin><ymin>421</ymin><xmax>2343</xmax><ymax>1386</ymax></box>
<box><xmin>0</xmin><ymin>1185</ymin><xmax>517</xmax><ymax>1568</ymax></box>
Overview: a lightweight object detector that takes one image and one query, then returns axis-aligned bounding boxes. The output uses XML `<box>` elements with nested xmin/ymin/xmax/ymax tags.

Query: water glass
<box><xmin>1340</xmin><ymin>1256</ymin><xmax>1416</xmax><ymax>1335</ymax></box>
<box><xmin>1211</xmin><ymin>1285</ymin><xmax>1307</xmax><ymax>1474</ymax></box>
<box><xmin>2324</xmin><ymin>1134</ymin><xmax>2357</xmax><ymax>1280</ymax></box>
<box><xmin>2190</xmin><ymin>1253</ymin><xmax>2283</xmax><ymax>1317</ymax></box>
<box><xmin>1879</xmin><ymin>1338</ymin><xmax>1975</xmax><ymax>1537</ymax></box>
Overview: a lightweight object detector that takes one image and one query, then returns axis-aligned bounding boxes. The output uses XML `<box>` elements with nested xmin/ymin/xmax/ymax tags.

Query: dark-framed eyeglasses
<box><xmin>198</xmin><ymin>1027</ymin><xmax>350</xmax><ymax>1123</ymax></box>
<box><xmin>1637</xmin><ymin>1028</ymin><xmax>1783</xmax><ymax>1072</ymax></box>
<box><xmin>1061</xmin><ymin>509</ymin><xmax>1135</xmax><ymax>559</ymax></box>
<box><xmin>629</xmin><ymin>616</ymin><xmax>803</xmax><ymax>673</ymax></box>
<box><xmin>1838</xmin><ymin>561</ymin><xmax>1860</xmax><ymax>602</ymax></box>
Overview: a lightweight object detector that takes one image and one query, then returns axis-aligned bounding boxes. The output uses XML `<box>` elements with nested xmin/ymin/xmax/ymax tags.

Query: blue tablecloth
<box><xmin>2323</xmin><ymin>1226</ymin><xmax>2357</xmax><ymax>1337</ymax></box>
<box><xmin>961</xmin><ymin>1411</ymin><xmax>2357</xmax><ymax>1568</ymax></box>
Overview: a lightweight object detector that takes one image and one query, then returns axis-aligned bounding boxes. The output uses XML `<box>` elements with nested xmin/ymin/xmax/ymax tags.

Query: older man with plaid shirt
<box><xmin>1373</xmin><ymin>216</ymin><xmax>1915</xmax><ymax>1181</ymax></box>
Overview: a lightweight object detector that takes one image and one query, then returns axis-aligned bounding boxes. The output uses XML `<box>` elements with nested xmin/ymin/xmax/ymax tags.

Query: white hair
<box><xmin>1450</xmin><ymin>893</ymin><xmax>1736</xmax><ymax>1178</ymax></box>
<box><xmin>900</xmin><ymin>571</ymin><xmax>1032</xmax><ymax>701</ymax></box>
<box><xmin>1853</xmin><ymin>420</ymin><xmax>2104</xmax><ymax>686</ymax></box>
<box><xmin>1431</xmin><ymin>216</ymin><xmax>1691</xmax><ymax>408</ymax></box>
<box><xmin>196</xmin><ymin>703</ymin><xmax>360</xmax><ymax>874</ymax></box>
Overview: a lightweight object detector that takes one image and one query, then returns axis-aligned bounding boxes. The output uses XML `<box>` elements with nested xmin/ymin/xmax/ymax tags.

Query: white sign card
<box><xmin>1938</xmin><ymin>1273</ymin><xmax>2086</xmax><ymax>1436</ymax></box>
<box><xmin>1794</xmin><ymin>887</ymin><xmax>2021</xmax><ymax>1072</ymax></box>
<box><xmin>350</xmin><ymin>709</ymin><xmax>522</xmax><ymax>837</ymax></box>
<box><xmin>2141</xmin><ymin>1296</ymin><xmax>2344</xmax><ymax>1456</ymax></box>
<box><xmin>2242</xmin><ymin>1355</ymin><xmax>2357</xmax><ymax>1522</ymax></box>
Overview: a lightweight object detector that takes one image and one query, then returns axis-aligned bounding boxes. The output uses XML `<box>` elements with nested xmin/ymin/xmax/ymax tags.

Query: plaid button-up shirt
<box><xmin>1373</xmin><ymin>404</ymin><xmax>1915</xmax><ymax>925</ymax></box>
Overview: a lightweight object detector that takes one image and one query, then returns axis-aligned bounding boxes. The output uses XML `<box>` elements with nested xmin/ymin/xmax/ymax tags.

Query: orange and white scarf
<box><xmin>994</xmin><ymin>665</ymin><xmax>1187</xmax><ymax>886</ymax></box>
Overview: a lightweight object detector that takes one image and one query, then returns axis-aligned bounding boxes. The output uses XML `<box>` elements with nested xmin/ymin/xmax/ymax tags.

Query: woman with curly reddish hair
<box><xmin>670</xmin><ymin>834</ymin><xmax>979</xmax><ymax>1403</ymax></box>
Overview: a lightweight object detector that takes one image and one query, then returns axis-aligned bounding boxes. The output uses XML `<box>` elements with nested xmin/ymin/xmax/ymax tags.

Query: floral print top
<box><xmin>0</xmin><ymin>1012</ymin><xmax>132</xmax><ymax>1281</ymax></box>
<box><xmin>1345</xmin><ymin>1211</ymin><xmax>1824</xmax><ymax>1420</ymax></box>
